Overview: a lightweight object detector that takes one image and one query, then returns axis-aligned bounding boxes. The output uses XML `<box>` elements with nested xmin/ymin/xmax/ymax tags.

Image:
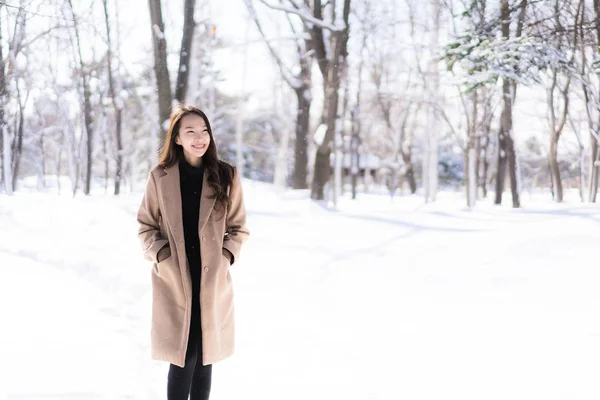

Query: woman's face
<box><xmin>175</xmin><ymin>113</ymin><xmax>211</xmax><ymax>165</ymax></box>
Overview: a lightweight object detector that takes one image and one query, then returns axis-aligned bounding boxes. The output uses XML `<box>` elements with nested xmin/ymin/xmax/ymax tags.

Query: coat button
<box><xmin>204</xmin><ymin>266</ymin><xmax>209</xmax><ymax>272</ymax></box>
<box><xmin>202</xmin><ymin>237</ymin><xmax>207</xmax><ymax>243</ymax></box>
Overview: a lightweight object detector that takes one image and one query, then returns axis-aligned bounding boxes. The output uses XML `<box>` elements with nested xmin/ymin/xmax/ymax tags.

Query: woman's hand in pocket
<box><xmin>157</xmin><ymin>244</ymin><xmax>171</xmax><ymax>263</ymax></box>
<box><xmin>222</xmin><ymin>248</ymin><xmax>233</xmax><ymax>265</ymax></box>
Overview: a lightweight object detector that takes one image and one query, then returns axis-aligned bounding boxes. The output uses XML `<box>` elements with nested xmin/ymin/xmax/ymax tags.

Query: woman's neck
<box><xmin>183</xmin><ymin>153</ymin><xmax>203</xmax><ymax>168</ymax></box>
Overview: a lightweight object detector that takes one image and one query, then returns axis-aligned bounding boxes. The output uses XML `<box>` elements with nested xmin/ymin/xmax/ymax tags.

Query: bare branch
<box><xmin>257</xmin><ymin>0</ymin><xmax>345</xmax><ymax>31</ymax></box>
<box><xmin>245</xmin><ymin>0</ymin><xmax>298</xmax><ymax>89</ymax></box>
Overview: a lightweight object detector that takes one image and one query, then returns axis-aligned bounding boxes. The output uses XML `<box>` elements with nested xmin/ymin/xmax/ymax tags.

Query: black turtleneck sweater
<box><xmin>179</xmin><ymin>157</ymin><xmax>205</xmax><ymax>336</ymax></box>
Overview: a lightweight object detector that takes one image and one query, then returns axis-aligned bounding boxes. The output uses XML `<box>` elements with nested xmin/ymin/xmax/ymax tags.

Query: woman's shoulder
<box><xmin>148</xmin><ymin>164</ymin><xmax>170</xmax><ymax>179</ymax></box>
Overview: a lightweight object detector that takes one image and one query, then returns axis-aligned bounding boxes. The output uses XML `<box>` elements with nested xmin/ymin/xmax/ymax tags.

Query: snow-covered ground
<box><xmin>1</xmin><ymin>181</ymin><xmax>599</xmax><ymax>400</ymax></box>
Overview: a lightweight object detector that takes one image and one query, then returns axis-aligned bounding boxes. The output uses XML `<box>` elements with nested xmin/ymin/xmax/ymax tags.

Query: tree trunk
<box><xmin>273</xmin><ymin>124</ymin><xmax>290</xmax><ymax>192</ymax></box>
<box><xmin>546</xmin><ymin>0</ymin><xmax>574</xmax><ymax>203</ymax></box>
<box><xmin>65</xmin><ymin>127</ymin><xmax>79</xmax><ymax>197</ymax></box>
<box><xmin>334</xmin><ymin>67</ymin><xmax>352</xmax><ymax>203</ymax></box>
<box><xmin>235</xmin><ymin>21</ymin><xmax>251</xmax><ymax>179</ymax></box>
<box><xmin>350</xmin><ymin>117</ymin><xmax>359</xmax><ymax>199</ymax></box>
<box><xmin>235</xmin><ymin>97</ymin><xmax>245</xmax><ymax>178</ymax></box>
<box><xmin>400</xmin><ymin>150</ymin><xmax>417</xmax><ymax>194</ymax></box>
<box><xmin>174</xmin><ymin>0</ymin><xmax>196</xmax><ymax>104</ymax></box>
<box><xmin>466</xmin><ymin>91</ymin><xmax>478</xmax><ymax>207</ymax></box>
<box><xmin>479</xmin><ymin>95</ymin><xmax>492</xmax><ymax>199</ymax></box>
<box><xmin>547</xmin><ymin>70</ymin><xmax>561</xmax><ymax>202</ymax></box>
<box><xmin>149</xmin><ymin>0</ymin><xmax>172</xmax><ymax>145</ymax></box>
<box><xmin>310</xmin><ymin>0</ymin><xmax>351</xmax><ymax>201</ymax></box>
<box><xmin>466</xmin><ymin>146</ymin><xmax>477</xmax><ymax>207</ymax></box>
<box><xmin>549</xmin><ymin>137</ymin><xmax>563</xmax><ymax>202</ymax></box>
<box><xmin>547</xmin><ymin>66</ymin><xmax>570</xmax><ymax>204</ymax></box>
<box><xmin>103</xmin><ymin>0</ymin><xmax>124</xmax><ymax>195</ymax></box>
<box><xmin>2</xmin><ymin>125</ymin><xmax>10</xmax><ymax>195</ymax></box>
<box><xmin>582</xmin><ymin>0</ymin><xmax>600</xmax><ymax>202</ymax></box>
<box><xmin>68</xmin><ymin>0</ymin><xmax>94</xmax><ymax>195</ymax></box>
<box><xmin>423</xmin><ymin>0</ymin><xmax>441</xmax><ymax>203</ymax></box>
<box><xmin>11</xmin><ymin>88</ymin><xmax>24</xmax><ymax>191</ymax></box>
<box><xmin>311</xmin><ymin>29</ymin><xmax>345</xmax><ymax>200</ymax></box>
<box><xmin>475</xmin><ymin>131</ymin><xmax>481</xmax><ymax>199</ymax></box>
<box><xmin>39</xmin><ymin>133</ymin><xmax>46</xmax><ymax>189</ymax></box>
<box><xmin>578</xmin><ymin>144</ymin><xmax>585</xmax><ymax>202</ymax></box>
<box><xmin>494</xmin><ymin>83</ymin><xmax>509</xmax><ymax>205</ymax></box>
<box><xmin>56</xmin><ymin>145</ymin><xmax>62</xmax><ymax>195</ymax></box>
<box><xmin>590</xmin><ymin>137</ymin><xmax>599</xmax><ymax>202</ymax></box>
<box><xmin>505</xmin><ymin>120</ymin><xmax>520</xmax><ymax>207</ymax></box>
<box><xmin>292</xmin><ymin>86</ymin><xmax>310</xmax><ymax>189</ymax></box>
<box><xmin>102</xmin><ymin>115</ymin><xmax>109</xmax><ymax>194</ymax></box>
<box><xmin>0</xmin><ymin>5</ymin><xmax>11</xmax><ymax>195</ymax></box>
<box><xmin>495</xmin><ymin>1</ymin><xmax>520</xmax><ymax>208</ymax></box>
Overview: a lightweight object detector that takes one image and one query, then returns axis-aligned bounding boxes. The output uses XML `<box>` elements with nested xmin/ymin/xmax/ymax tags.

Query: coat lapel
<box><xmin>160</xmin><ymin>162</ymin><xmax>216</xmax><ymax>242</ymax></box>
<box><xmin>159</xmin><ymin>163</ymin><xmax>186</xmax><ymax>249</ymax></box>
<box><xmin>198</xmin><ymin>168</ymin><xmax>216</xmax><ymax>232</ymax></box>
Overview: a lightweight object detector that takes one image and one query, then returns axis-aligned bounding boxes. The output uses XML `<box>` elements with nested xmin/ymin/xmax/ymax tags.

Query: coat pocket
<box><xmin>221</xmin><ymin>248</ymin><xmax>233</xmax><ymax>268</ymax></box>
<box><xmin>155</xmin><ymin>252</ymin><xmax>173</xmax><ymax>276</ymax></box>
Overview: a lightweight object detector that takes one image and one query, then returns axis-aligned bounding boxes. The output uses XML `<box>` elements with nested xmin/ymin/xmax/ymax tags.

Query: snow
<box><xmin>1</xmin><ymin>182</ymin><xmax>600</xmax><ymax>400</ymax></box>
<box><xmin>313</xmin><ymin>123</ymin><xmax>327</xmax><ymax>146</ymax></box>
<box><xmin>152</xmin><ymin>24</ymin><xmax>165</xmax><ymax>40</ymax></box>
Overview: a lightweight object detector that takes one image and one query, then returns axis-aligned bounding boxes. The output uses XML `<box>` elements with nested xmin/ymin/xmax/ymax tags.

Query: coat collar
<box><xmin>159</xmin><ymin>161</ymin><xmax>217</xmax><ymax>239</ymax></box>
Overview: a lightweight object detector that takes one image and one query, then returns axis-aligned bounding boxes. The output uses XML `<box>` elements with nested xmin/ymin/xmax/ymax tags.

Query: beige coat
<box><xmin>137</xmin><ymin>162</ymin><xmax>249</xmax><ymax>367</ymax></box>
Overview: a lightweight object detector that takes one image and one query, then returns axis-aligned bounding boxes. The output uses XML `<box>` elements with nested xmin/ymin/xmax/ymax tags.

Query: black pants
<box><xmin>167</xmin><ymin>305</ymin><xmax>212</xmax><ymax>399</ymax></box>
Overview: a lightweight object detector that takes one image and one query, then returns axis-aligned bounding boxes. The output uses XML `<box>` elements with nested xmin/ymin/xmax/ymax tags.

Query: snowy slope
<box><xmin>0</xmin><ymin>182</ymin><xmax>599</xmax><ymax>400</ymax></box>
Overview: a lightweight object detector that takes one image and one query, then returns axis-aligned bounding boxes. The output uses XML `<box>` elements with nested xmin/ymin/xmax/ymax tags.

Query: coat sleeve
<box><xmin>137</xmin><ymin>171</ymin><xmax>169</xmax><ymax>264</ymax></box>
<box><xmin>222</xmin><ymin>167</ymin><xmax>250</xmax><ymax>265</ymax></box>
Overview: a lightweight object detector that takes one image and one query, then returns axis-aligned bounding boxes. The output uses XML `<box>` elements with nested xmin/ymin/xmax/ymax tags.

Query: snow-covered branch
<box><xmin>257</xmin><ymin>0</ymin><xmax>345</xmax><ymax>32</ymax></box>
<box><xmin>444</xmin><ymin>34</ymin><xmax>574</xmax><ymax>92</ymax></box>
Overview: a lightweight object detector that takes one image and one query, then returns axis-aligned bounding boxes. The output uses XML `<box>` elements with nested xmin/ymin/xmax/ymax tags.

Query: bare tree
<box><xmin>309</xmin><ymin>0</ymin><xmax>352</xmax><ymax>200</ymax></box>
<box><xmin>148</xmin><ymin>0</ymin><xmax>172</xmax><ymax>144</ymax></box>
<box><xmin>103</xmin><ymin>0</ymin><xmax>124</xmax><ymax>195</ymax></box>
<box><xmin>370</xmin><ymin>56</ymin><xmax>418</xmax><ymax>195</ymax></box>
<box><xmin>542</xmin><ymin>0</ymin><xmax>580</xmax><ymax>203</ymax></box>
<box><xmin>477</xmin><ymin>89</ymin><xmax>495</xmax><ymax>199</ymax></box>
<box><xmin>588</xmin><ymin>0</ymin><xmax>600</xmax><ymax>201</ymax></box>
<box><xmin>245</xmin><ymin>0</ymin><xmax>313</xmax><ymax>189</ymax></box>
<box><xmin>547</xmin><ymin>68</ymin><xmax>571</xmax><ymax>203</ymax></box>
<box><xmin>495</xmin><ymin>0</ymin><xmax>527</xmax><ymax>208</ymax></box>
<box><xmin>0</xmin><ymin>2</ymin><xmax>29</xmax><ymax>194</ymax></box>
<box><xmin>349</xmin><ymin>27</ymin><xmax>368</xmax><ymax>199</ymax></box>
<box><xmin>423</xmin><ymin>0</ymin><xmax>441</xmax><ymax>203</ymax></box>
<box><xmin>0</xmin><ymin>3</ymin><xmax>11</xmax><ymax>194</ymax></box>
<box><xmin>259</xmin><ymin>0</ymin><xmax>352</xmax><ymax>200</ymax></box>
<box><xmin>67</xmin><ymin>0</ymin><xmax>94</xmax><ymax>195</ymax></box>
<box><xmin>148</xmin><ymin>0</ymin><xmax>198</xmax><ymax>145</ymax></box>
<box><xmin>175</xmin><ymin>0</ymin><xmax>197</xmax><ymax>103</ymax></box>
<box><xmin>12</xmin><ymin>73</ymin><xmax>30</xmax><ymax>191</ymax></box>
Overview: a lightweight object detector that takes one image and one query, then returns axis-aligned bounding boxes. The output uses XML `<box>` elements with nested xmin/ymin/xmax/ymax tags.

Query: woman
<box><xmin>137</xmin><ymin>105</ymin><xmax>249</xmax><ymax>400</ymax></box>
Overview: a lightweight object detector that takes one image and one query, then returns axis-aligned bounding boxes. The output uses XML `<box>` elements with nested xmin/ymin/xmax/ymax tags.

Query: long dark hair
<box><xmin>159</xmin><ymin>104</ymin><xmax>234</xmax><ymax>212</ymax></box>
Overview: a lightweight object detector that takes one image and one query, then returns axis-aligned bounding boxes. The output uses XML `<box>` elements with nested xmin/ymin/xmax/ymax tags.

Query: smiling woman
<box><xmin>175</xmin><ymin>113</ymin><xmax>211</xmax><ymax>166</ymax></box>
<box><xmin>137</xmin><ymin>104</ymin><xmax>250</xmax><ymax>400</ymax></box>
